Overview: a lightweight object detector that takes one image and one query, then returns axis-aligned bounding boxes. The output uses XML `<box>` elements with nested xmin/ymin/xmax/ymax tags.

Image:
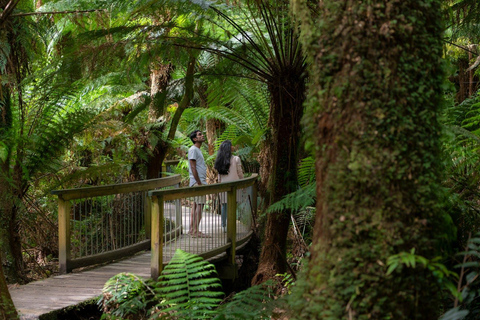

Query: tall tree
<box><xmin>0</xmin><ymin>1</ymin><xmax>94</xmax><ymax>282</ymax></box>
<box><xmin>199</xmin><ymin>0</ymin><xmax>307</xmax><ymax>283</ymax></box>
<box><xmin>289</xmin><ymin>0</ymin><xmax>452</xmax><ymax>318</ymax></box>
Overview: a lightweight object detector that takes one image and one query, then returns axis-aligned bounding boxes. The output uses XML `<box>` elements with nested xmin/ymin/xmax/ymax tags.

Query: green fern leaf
<box><xmin>153</xmin><ymin>249</ymin><xmax>224</xmax><ymax>319</ymax></box>
<box><xmin>213</xmin><ymin>280</ymin><xmax>277</xmax><ymax>320</ymax></box>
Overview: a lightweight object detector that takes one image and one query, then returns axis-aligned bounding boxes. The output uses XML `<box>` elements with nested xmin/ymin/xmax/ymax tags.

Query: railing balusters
<box><xmin>54</xmin><ymin>175</ymin><xmax>181</xmax><ymax>274</ymax></box>
<box><xmin>55</xmin><ymin>174</ymin><xmax>257</xmax><ymax>276</ymax></box>
<box><xmin>148</xmin><ymin>174</ymin><xmax>257</xmax><ymax>279</ymax></box>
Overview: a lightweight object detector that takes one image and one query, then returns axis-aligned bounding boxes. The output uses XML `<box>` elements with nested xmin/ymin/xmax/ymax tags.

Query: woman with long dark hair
<box><xmin>214</xmin><ymin>140</ymin><xmax>244</xmax><ymax>232</ymax></box>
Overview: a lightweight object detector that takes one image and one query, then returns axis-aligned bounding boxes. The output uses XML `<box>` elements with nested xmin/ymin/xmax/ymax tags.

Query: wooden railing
<box><xmin>148</xmin><ymin>174</ymin><xmax>258</xmax><ymax>279</ymax></box>
<box><xmin>52</xmin><ymin>175</ymin><xmax>182</xmax><ymax>274</ymax></box>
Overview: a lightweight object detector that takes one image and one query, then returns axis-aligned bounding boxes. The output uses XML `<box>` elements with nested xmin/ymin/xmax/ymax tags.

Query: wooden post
<box><xmin>151</xmin><ymin>195</ymin><xmax>164</xmax><ymax>279</ymax></box>
<box><xmin>58</xmin><ymin>197</ymin><xmax>71</xmax><ymax>274</ymax></box>
<box><xmin>145</xmin><ymin>194</ymin><xmax>151</xmax><ymax>239</ymax></box>
<box><xmin>227</xmin><ymin>187</ymin><xmax>237</xmax><ymax>266</ymax></box>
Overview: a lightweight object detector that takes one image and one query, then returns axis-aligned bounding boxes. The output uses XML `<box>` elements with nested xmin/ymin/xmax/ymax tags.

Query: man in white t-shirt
<box><xmin>187</xmin><ymin>130</ymin><xmax>209</xmax><ymax>237</ymax></box>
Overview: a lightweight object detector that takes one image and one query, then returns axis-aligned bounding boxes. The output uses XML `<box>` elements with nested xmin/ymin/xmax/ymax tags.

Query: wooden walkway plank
<box><xmin>10</xmin><ymin>252</ymin><xmax>152</xmax><ymax>319</ymax></box>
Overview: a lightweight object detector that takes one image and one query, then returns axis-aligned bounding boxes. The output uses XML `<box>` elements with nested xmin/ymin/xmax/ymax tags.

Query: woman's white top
<box><xmin>218</xmin><ymin>156</ymin><xmax>244</xmax><ymax>203</ymax></box>
<box><xmin>218</xmin><ymin>156</ymin><xmax>244</xmax><ymax>183</ymax></box>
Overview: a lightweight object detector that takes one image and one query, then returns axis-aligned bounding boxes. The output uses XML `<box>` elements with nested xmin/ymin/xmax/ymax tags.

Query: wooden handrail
<box><xmin>52</xmin><ymin>175</ymin><xmax>182</xmax><ymax>201</ymax></box>
<box><xmin>148</xmin><ymin>174</ymin><xmax>258</xmax><ymax>200</ymax></box>
<box><xmin>149</xmin><ymin>174</ymin><xmax>258</xmax><ymax>279</ymax></box>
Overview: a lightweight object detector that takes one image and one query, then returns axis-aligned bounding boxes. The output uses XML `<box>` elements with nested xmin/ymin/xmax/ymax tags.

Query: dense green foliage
<box><xmin>99</xmin><ymin>250</ymin><xmax>278</xmax><ymax>320</ymax></box>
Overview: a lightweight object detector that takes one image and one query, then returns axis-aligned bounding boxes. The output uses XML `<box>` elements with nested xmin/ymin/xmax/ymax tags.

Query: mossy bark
<box><xmin>0</xmin><ymin>174</ymin><xmax>24</xmax><ymax>285</ymax></box>
<box><xmin>290</xmin><ymin>0</ymin><xmax>450</xmax><ymax>318</ymax></box>
<box><xmin>0</xmin><ymin>87</ymin><xmax>24</xmax><ymax>285</ymax></box>
<box><xmin>0</xmin><ymin>250</ymin><xmax>18</xmax><ymax>319</ymax></box>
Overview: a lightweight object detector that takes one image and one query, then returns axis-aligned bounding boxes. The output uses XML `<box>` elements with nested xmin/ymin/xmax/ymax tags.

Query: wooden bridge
<box><xmin>9</xmin><ymin>174</ymin><xmax>258</xmax><ymax>319</ymax></box>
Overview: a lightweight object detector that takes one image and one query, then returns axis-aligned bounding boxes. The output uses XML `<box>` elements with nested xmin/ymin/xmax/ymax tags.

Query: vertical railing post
<box><xmin>58</xmin><ymin>196</ymin><xmax>71</xmax><ymax>274</ymax></box>
<box><xmin>151</xmin><ymin>195</ymin><xmax>164</xmax><ymax>279</ymax></box>
<box><xmin>227</xmin><ymin>187</ymin><xmax>237</xmax><ymax>266</ymax></box>
<box><xmin>252</xmin><ymin>181</ymin><xmax>258</xmax><ymax>219</ymax></box>
<box><xmin>175</xmin><ymin>183</ymin><xmax>182</xmax><ymax>233</ymax></box>
<box><xmin>145</xmin><ymin>193</ymin><xmax>151</xmax><ymax>239</ymax></box>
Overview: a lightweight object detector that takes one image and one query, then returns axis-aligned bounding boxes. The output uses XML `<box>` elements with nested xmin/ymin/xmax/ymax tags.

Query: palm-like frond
<box><xmin>180</xmin><ymin>75</ymin><xmax>269</xmax><ymax>157</ymax></box>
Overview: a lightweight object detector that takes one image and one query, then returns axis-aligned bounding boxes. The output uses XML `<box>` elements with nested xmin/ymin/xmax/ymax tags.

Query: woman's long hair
<box><xmin>214</xmin><ymin>140</ymin><xmax>232</xmax><ymax>175</ymax></box>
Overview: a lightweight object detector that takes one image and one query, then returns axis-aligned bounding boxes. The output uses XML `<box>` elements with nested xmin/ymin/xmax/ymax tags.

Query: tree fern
<box><xmin>153</xmin><ymin>249</ymin><xmax>224</xmax><ymax>319</ymax></box>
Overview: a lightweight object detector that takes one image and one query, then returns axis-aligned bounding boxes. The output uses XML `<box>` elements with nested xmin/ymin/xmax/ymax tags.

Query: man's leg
<box><xmin>190</xmin><ymin>202</ymin><xmax>198</xmax><ymax>234</ymax></box>
<box><xmin>221</xmin><ymin>203</ymin><xmax>227</xmax><ymax>231</ymax></box>
<box><xmin>195</xmin><ymin>203</ymin><xmax>204</xmax><ymax>233</ymax></box>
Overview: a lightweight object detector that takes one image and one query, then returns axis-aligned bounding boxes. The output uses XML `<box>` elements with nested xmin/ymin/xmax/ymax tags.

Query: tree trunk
<box><xmin>146</xmin><ymin>53</ymin><xmax>197</xmax><ymax>179</ymax></box>
<box><xmin>0</xmin><ymin>88</ymin><xmax>24</xmax><ymax>284</ymax></box>
<box><xmin>146</xmin><ymin>63</ymin><xmax>174</xmax><ymax>179</ymax></box>
<box><xmin>201</xmin><ymin>86</ymin><xmax>217</xmax><ymax>157</ymax></box>
<box><xmin>148</xmin><ymin>63</ymin><xmax>174</xmax><ymax>122</ymax></box>
<box><xmin>0</xmin><ymin>178</ymin><xmax>24</xmax><ymax>284</ymax></box>
<box><xmin>289</xmin><ymin>1</ymin><xmax>449</xmax><ymax>319</ymax></box>
<box><xmin>252</xmin><ymin>70</ymin><xmax>306</xmax><ymax>284</ymax></box>
<box><xmin>0</xmin><ymin>250</ymin><xmax>18</xmax><ymax>319</ymax></box>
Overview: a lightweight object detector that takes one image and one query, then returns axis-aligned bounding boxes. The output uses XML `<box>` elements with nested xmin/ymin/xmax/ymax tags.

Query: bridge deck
<box><xmin>10</xmin><ymin>211</ymin><xmax>251</xmax><ymax>320</ymax></box>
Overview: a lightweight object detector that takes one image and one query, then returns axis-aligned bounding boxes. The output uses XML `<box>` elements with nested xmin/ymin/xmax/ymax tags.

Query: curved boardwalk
<box><xmin>10</xmin><ymin>211</ymin><xmax>251</xmax><ymax>320</ymax></box>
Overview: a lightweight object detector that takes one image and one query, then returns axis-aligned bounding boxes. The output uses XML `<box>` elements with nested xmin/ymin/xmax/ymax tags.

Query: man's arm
<box><xmin>189</xmin><ymin>159</ymin><xmax>202</xmax><ymax>185</ymax></box>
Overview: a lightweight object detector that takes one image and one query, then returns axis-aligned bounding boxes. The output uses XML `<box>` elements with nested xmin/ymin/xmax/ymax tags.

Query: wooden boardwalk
<box><xmin>10</xmin><ymin>211</ymin><xmax>252</xmax><ymax>319</ymax></box>
<box><xmin>10</xmin><ymin>252</ymin><xmax>151</xmax><ymax>320</ymax></box>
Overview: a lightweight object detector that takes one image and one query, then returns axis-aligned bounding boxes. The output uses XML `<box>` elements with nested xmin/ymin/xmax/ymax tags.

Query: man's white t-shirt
<box><xmin>188</xmin><ymin>145</ymin><xmax>207</xmax><ymax>187</ymax></box>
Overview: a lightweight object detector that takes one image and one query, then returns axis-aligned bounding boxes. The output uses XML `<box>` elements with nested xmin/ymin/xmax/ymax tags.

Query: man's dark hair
<box><xmin>214</xmin><ymin>140</ymin><xmax>232</xmax><ymax>175</ymax></box>
<box><xmin>189</xmin><ymin>130</ymin><xmax>201</xmax><ymax>143</ymax></box>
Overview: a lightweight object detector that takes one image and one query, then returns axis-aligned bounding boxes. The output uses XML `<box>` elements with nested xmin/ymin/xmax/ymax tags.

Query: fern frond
<box><xmin>267</xmin><ymin>183</ymin><xmax>316</xmax><ymax>214</ymax></box>
<box><xmin>297</xmin><ymin>156</ymin><xmax>316</xmax><ymax>187</ymax></box>
<box><xmin>213</xmin><ymin>280</ymin><xmax>277</xmax><ymax>320</ymax></box>
<box><xmin>154</xmin><ymin>249</ymin><xmax>224</xmax><ymax>319</ymax></box>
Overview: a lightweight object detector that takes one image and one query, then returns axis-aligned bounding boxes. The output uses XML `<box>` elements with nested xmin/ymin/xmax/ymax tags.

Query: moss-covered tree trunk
<box><xmin>290</xmin><ymin>0</ymin><xmax>449</xmax><ymax>318</ymax></box>
<box><xmin>0</xmin><ymin>250</ymin><xmax>18</xmax><ymax>319</ymax></box>
<box><xmin>0</xmin><ymin>165</ymin><xmax>25</xmax><ymax>285</ymax></box>
<box><xmin>0</xmin><ymin>87</ymin><xmax>24</xmax><ymax>284</ymax></box>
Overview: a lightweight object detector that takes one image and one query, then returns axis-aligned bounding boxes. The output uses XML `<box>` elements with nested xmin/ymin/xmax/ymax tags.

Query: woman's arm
<box><xmin>236</xmin><ymin>156</ymin><xmax>244</xmax><ymax>179</ymax></box>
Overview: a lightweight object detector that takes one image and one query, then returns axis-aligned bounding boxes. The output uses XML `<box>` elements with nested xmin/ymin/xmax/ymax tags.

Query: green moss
<box><xmin>290</xmin><ymin>0</ymin><xmax>453</xmax><ymax>319</ymax></box>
